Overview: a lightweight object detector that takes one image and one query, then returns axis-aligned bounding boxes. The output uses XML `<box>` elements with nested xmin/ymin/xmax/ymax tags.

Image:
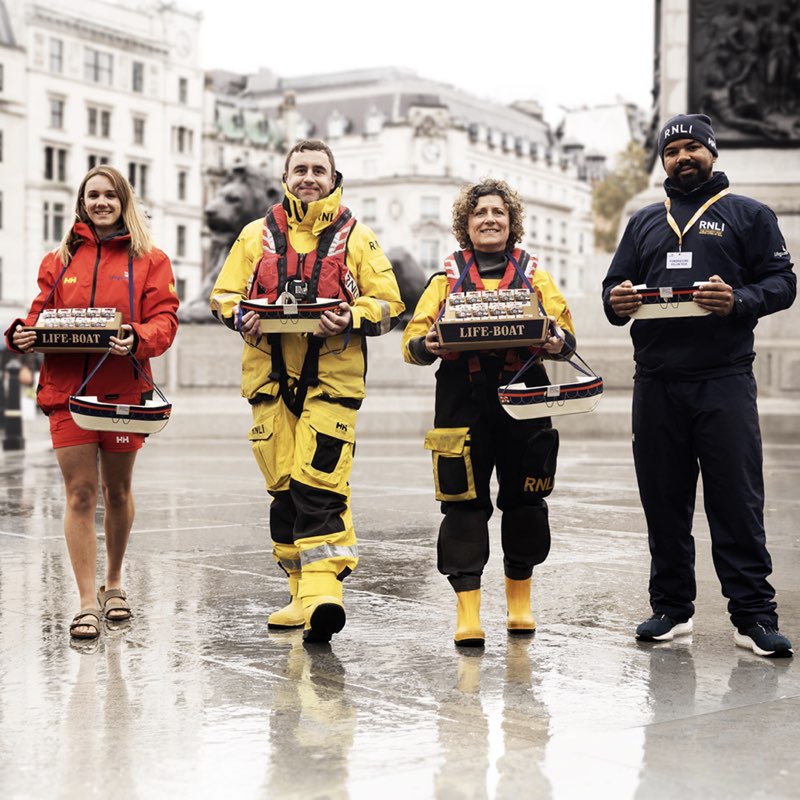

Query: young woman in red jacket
<box><xmin>5</xmin><ymin>166</ymin><xmax>179</xmax><ymax>640</ymax></box>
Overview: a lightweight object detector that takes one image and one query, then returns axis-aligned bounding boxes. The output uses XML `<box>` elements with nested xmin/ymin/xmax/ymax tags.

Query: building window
<box><xmin>87</xmin><ymin>153</ymin><xmax>109</xmax><ymax>170</ymax></box>
<box><xmin>178</xmin><ymin>77</ymin><xmax>188</xmax><ymax>104</ymax></box>
<box><xmin>49</xmin><ymin>98</ymin><xmax>65</xmax><ymax>129</ymax></box>
<box><xmin>545</xmin><ymin>218</ymin><xmax>553</xmax><ymax>242</ymax></box>
<box><xmin>0</xmin><ymin>64</ymin><xmax>4</xmax><ymax>92</ymax></box>
<box><xmin>177</xmin><ymin>170</ymin><xmax>187</xmax><ymax>201</ymax></box>
<box><xmin>529</xmin><ymin>214</ymin><xmax>538</xmax><ymax>241</ymax></box>
<box><xmin>560</xmin><ymin>220</ymin><xmax>567</xmax><ymax>246</ymax></box>
<box><xmin>173</xmin><ymin>126</ymin><xmax>193</xmax><ymax>154</ymax></box>
<box><xmin>132</xmin><ymin>116</ymin><xmax>146</xmax><ymax>146</ymax></box>
<box><xmin>43</xmin><ymin>201</ymin><xmax>66</xmax><ymax>242</ymax></box>
<box><xmin>44</xmin><ymin>146</ymin><xmax>67</xmax><ymax>182</ymax></box>
<box><xmin>0</xmin><ymin>130</ymin><xmax>3</xmax><ymax>162</ymax></box>
<box><xmin>176</xmin><ymin>224</ymin><xmax>186</xmax><ymax>257</ymax></box>
<box><xmin>87</xmin><ymin>107</ymin><xmax>111</xmax><ymax>138</ymax></box>
<box><xmin>420</xmin><ymin>239</ymin><xmax>439</xmax><ymax>272</ymax></box>
<box><xmin>362</xmin><ymin>198</ymin><xmax>377</xmax><ymax>223</ymax></box>
<box><xmin>49</xmin><ymin>39</ymin><xmax>63</xmax><ymax>73</ymax></box>
<box><xmin>84</xmin><ymin>48</ymin><xmax>113</xmax><ymax>85</ymax></box>
<box><xmin>421</xmin><ymin>196</ymin><xmax>439</xmax><ymax>221</ymax></box>
<box><xmin>176</xmin><ymin>277</ymin><xmax>186</xmax><ymax>300</ymax></box>
<box><xmin>132</xmin><ymin>61</ymin><xmax>144</xmax><ymax>93</ymax></box>
<box><xmin>128</xmin><ymin>161</ymin><xmax>149</xmax><ymax>198</ymax></box>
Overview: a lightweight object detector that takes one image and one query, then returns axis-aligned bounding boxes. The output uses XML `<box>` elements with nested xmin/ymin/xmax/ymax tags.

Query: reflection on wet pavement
<box><xmin>1</xmin><ymin>425</ymin><xmax>798</xmax><ymax>799</ymax></box>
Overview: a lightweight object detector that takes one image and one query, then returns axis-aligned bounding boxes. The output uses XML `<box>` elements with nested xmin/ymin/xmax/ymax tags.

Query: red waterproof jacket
<box><xmin>4</xmin><ymin>222</ymin><xmax>179</xmax><ymax>412</ymax></box>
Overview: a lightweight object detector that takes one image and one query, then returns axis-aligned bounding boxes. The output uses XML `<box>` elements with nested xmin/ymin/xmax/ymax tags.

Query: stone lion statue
<box><xmin>179</xmin><ymin>164</ymin><xmax>281</xmax><ymax>322</ymax></box>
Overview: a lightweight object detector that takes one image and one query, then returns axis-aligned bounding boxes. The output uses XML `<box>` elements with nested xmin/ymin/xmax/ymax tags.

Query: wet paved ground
<box><xmin>1</xmin><ymin>415</ymin><xmax>799</xmax><ymax>799</ymax></box>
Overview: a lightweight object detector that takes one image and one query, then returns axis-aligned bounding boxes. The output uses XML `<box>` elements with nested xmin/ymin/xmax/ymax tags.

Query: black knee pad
<box><xmin>437</xmin><ymin>506</ymin><xmax>490</xmax><ymax>583</ymax></box>
<box><xmin>501</xmin><ymin>504</ymin><xmax>551</xmax><ymax>573</ymax></box>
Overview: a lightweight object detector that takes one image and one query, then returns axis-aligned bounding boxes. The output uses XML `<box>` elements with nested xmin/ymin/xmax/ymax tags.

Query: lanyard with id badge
<box><xmin>629</xmin><ymin>189</ymin><xmax>731</xmax><ymax>320</ymax></box>
<box><xmin>664</xmin><ymin>187</ymin><xmax>730</xmax><ymax>270</ymax></box>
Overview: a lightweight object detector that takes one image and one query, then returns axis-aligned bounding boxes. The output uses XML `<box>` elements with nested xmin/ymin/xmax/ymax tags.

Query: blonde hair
<box><xmin>451</xmin><ymin>178</ymin><xmax>525</xmax><ymax>251</ymax></box>
<box><xmin>57</xmin><ymin>165</ymin><xmax>154</xmax><ymax>263</ymax></box>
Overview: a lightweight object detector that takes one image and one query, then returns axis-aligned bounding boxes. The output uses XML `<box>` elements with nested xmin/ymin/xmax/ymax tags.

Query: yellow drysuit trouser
<box><xmin>249</xmin><ymin>394</ymin><xmax>359</xmax><ymax>599</ymax></box>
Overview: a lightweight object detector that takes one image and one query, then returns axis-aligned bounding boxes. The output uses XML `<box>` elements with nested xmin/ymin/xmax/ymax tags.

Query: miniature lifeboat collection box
<box><xmin>239</xmin><ymin>297</ymin><xmax>341</xmax><ymax>334</ymax></box>
<box><xmin>25</xmin><ymin>308</ymin><xmax>123</xmax><ymax>353</ymax></box>
<box><xmin>436</xmin><ymin>289</ymin><xmax>549</xmax><ymax>351</ymax></box>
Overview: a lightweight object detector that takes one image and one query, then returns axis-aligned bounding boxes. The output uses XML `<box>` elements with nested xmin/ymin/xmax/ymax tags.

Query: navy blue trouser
<box><xmin>632</xmin><ymin>372</ymin><xmax>778</xmax><ymax>629</ymax></box>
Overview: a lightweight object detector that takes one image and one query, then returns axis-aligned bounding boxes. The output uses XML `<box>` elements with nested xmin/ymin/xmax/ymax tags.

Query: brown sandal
<box><xmin>97</xmin><ymin>585</ymin><xmax>132</xmax><ymax>621</ymax></box>
<box><xmin>70</xmin><ymin>608</ymin><xmax>101</xmax><ymax>639</ymax></box>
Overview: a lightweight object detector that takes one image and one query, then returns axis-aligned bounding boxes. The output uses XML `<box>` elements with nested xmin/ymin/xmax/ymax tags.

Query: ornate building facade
<box><xmin>0</xmin><ymin>0</ymin><xmax>204</xmax><ymax>310</ymax></box>
<box><xmin>203</xmin><ymin>67</ymin><xmax>597</xmax><ymax>296</ymax></box>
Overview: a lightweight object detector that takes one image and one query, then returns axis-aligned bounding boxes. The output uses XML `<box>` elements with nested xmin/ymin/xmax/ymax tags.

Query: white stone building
<box><xmin>0</xmin><ymin>0</ymin><xmax>204</xmax><ymax>312</ymax></box>
<box><xmin>204</xmin><ymin>67</ymin><xmax>597</xmax><ymax>296</ymax></box>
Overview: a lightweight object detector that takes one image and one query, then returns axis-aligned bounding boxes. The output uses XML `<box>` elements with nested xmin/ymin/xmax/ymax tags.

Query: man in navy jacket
<box><xmin>602</xmin><ymin>113</ymin><xmax>795</xmax><ymax>657</ymax></box>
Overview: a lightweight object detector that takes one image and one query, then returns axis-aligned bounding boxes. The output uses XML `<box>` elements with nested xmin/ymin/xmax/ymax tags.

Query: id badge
<box><xmin>666</xmin><ymin>251</ymin><xmax>692</xmax><ymax>269</ymax></box>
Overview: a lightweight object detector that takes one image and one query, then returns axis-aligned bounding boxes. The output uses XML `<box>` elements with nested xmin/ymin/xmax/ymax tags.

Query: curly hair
<box><xmin>451</xmin><ymin>178</ymin><xmax>525</xmax><ymax>251</ymax></box>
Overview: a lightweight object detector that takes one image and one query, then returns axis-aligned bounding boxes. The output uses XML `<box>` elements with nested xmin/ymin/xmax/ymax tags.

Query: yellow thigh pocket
<box><xmin>424</xmin><ymin>427</ymin><xmax>476</xmax><ymax>502</ymax></box>
<box><xmin>299</xmin><ymin>403</ymin><xmax>357</xmax><ymax>490</ymax></box>
<box><xmin>249</xmin><ymin>401</ymin><xmax>291</xmax><ymax>491</ymax></box>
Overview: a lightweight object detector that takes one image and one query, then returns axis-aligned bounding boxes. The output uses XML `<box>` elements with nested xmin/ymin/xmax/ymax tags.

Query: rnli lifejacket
<box><xmin>252</xmin><ymin>203</ymin><xmax>359</xmax><ymax>419</ymax></box>
<box><xmin>249</xmin><ymin>203</ymin><xmax>359</xmax><ymax>303</ymax></box>
<box><xmin>440</xmin><ymin>248</ymin><xmax>544</xmax><ymax>377</ymax></box>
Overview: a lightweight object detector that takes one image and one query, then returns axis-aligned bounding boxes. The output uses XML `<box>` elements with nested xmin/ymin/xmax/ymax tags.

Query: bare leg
<box><xmin>56</xmin><ymin>443</ymin><xmax>100</xmax><ymax>635</ymax></box>
<box><xmin>99</xmin><ymin>449</ymin><xmax>137</xmax><ymax>607</ymax></box>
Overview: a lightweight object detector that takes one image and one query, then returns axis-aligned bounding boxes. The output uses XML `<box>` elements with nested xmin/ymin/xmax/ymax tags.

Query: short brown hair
<box><xmin>283</xmin><ymin>139</ymin><xmax>336</xmax><ymax>177</ymax></box>
<box><xmin>451</xmin><ymin>178</ymin><xmax>525</xmax><ymax>251</ymax></box>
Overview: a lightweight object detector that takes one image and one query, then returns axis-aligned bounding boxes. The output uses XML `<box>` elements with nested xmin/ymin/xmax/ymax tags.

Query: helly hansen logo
<box><xmin>64</xmin><ymin>276</ymin><xmax>77</xmax><ymax>284</ymax></box>
<box><xmin>335</xmin><ymin>421</ymin><xmax>348</xmax><ymax>433</ymax></box>
<box><xmin>524</xmin><ymin>476</ymin><xmax>553</xmax><ymax>492</ymax></box>
<box><xmin>698</xmin><ymin>220</ymin><xmax>725</xmax><ymax>237</ymax></box>
<box><xmin>116</xmin><ymin>436</ymin><xmax>130</xmax><ymax>444</ymax></box>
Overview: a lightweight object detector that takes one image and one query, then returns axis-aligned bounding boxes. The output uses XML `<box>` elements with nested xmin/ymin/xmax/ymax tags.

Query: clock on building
<box><xmin>177</xmin><ymin>31</ymin><xmax>192</xmax><ymax>58</ymax></box>
<box><xmin>422</xmin><ymin>140</ymin><xmax>441</xmax><ymax>162</ymax></box>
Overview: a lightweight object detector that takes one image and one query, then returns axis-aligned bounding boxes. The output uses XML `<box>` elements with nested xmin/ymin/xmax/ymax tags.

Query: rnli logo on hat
<box><xmin>708</xmin><ymin>136</ymin><xmax>716</xmax><ymax>149</ymax></box>
<box><xmin>664</xmin><ymin>123</ymin><xmax>693</xmax><ymax>139</ymax></box>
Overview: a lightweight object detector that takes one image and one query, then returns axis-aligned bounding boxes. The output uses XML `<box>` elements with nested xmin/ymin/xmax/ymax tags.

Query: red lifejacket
<box><xmin>442</xmin><ymin>247</ymin><xmax>537</xmax><ymax>295</ymax></box>
<box><xmin>249</xmin><ymin>202</ymin><xmax>359</xmax><ymax>303</ymax></box>
<box><xmin>440</xmin><ymin>248</ymin><xmax>542</xmax><ymax>371</ymax></box>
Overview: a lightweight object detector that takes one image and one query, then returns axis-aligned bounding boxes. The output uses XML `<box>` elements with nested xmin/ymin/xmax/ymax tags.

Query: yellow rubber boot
<box><xmin>267</xmin><ymin>573</ymin><xmax>305</xmax><ymax>630</ymax></box>
<box><xmin>299</xmin><ymin>573</ymin><xmax>346</xmax><ymax>643</ymax></box>
<box><xmin>506</xmin><ymin>577</ymin><xmax>536</xmax><ymax>635</ymax></box>
<box><xmin>454</xmin><ymin>589</ymin><xmax>485</xmax><ymax>647</ymax></box>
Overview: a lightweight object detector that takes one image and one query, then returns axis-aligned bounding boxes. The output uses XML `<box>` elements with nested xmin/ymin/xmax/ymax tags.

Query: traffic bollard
<box><xmin>3</xmin><ymin>358</ymin><xmax>25</xmax><ymax>451</ymax></box>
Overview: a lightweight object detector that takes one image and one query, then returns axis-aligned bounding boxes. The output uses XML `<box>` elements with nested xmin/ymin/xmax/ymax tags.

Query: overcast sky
<box><xmin>187</xmin><ymin>0</ymin><xmax>656</xmax><ymax>123</ymax></box>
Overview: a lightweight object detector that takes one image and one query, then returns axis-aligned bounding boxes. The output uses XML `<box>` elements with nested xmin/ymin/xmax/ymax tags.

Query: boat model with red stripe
<box><xmin>630</xmin><ymin>282</ymin><xmax>710</xmax><ymax>319</ymax></box>
<box><xmin>240</xmin><ymin>297</ymin><xmax>342</xmax><ymax>333</ymax></box>
<box><xmin>68</xmin><ymin>395</ymin><xmax>172</xmax><ymax>434</ymax></box>
<box><xmin>498</xmin><ymin>374</ymin><xmax>604</xmax><ymax>420</ymax></box>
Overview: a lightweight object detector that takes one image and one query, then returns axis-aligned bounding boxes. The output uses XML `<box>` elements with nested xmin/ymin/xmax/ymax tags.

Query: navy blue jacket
<box><xmin>602</xmin><ymin>172</ymin><xmax>795</xmax><ymax>379</ymax></box>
